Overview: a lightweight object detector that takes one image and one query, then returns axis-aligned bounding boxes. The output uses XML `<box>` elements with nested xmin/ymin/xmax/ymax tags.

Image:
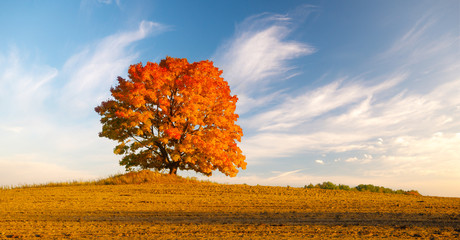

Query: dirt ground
<box><xmin>1</xmin><ymin>181</ymin><xmax>459</xmax><ymax>239</ymax></box>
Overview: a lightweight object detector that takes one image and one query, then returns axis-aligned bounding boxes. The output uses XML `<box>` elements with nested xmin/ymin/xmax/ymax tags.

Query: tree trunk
<box><xmin>169</xmin><ymin>166</ymin><xmax>177</xmax><ymax>175</ymax></box>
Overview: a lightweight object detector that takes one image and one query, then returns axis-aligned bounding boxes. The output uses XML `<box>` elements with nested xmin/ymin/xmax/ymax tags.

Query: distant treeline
<box><xmin>304</xmin><ymin>181</ymin><xmax>421</xmax><ymax>196</ymax></box>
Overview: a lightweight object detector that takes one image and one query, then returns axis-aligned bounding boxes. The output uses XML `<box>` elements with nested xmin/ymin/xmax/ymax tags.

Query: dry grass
<box><xmin>0</xmin><ymin>170</ymin><xmax>196</xmax><ymax>190</ymax></box>
<box><xmin>1</xmin><ymin>170</ymin><xmax>459</xmax><ymax>239</ymax></box>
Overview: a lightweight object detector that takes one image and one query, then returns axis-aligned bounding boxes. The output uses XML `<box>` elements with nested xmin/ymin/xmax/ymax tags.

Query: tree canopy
<box><xmin>95</xmin><ymin>57</ymin><xmax>246</xmax><ymax>177</ymax></box>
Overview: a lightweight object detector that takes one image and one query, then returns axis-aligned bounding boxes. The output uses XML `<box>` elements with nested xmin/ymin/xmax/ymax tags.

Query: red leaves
<box><xmin>95</xmin><ymin>57</ymin><xmax>246</xmax><ymax>177</ymax></box>
<box><xmin>165</xmin><ymin>128</ymin><xmax>181</xmax><ymax>140</ymax></box>
<box><xmin>115</xmin><ymin>110</ymin><xmax>128</xmax><ymax>118</ymax></box>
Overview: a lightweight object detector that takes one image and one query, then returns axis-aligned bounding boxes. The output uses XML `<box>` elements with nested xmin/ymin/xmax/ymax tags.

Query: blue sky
<box><xmin>1</xmin><ymin>0</ymin><xmax>459</xmax><ymax>197</ymax></box>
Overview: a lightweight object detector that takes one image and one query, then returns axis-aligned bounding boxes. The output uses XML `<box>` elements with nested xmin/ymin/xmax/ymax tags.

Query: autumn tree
<box><xmin>95</xmin><ymin>57</ymin><xmax>246</xmax><ymax>177</ymax></box>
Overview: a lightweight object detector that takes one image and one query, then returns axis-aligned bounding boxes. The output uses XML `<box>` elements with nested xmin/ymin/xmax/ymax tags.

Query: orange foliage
<box><xmin>95</xmin><ymin>57</ymin><xmax>246</xmax><ymax>177</ymax></box>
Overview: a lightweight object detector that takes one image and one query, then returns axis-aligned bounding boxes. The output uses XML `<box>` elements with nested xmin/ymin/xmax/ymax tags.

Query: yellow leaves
<box><xmin>171</xmin><ymin>154</ymin><xmax>180</xmax><ymax>162</ymax></box>
<box><xmin>184</xmin><ymin>156</ymin><xmax>193</xmax><ymax>164</ymax></box>
<box><xmin>136</xmin><ymin>128</ymin><xmax>144</xmax><ymax>136</ymax></box>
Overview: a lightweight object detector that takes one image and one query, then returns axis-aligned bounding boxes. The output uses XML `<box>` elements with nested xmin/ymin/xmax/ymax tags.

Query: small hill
<box><xmin>95</xmin><ymin>169</ymin><xmax>197</xmax><ymax>185</ymax></box>
<box><xmin>1</xmin><ymin>170</ymin><xmax>459</xmax><ymax>239</ymax></box>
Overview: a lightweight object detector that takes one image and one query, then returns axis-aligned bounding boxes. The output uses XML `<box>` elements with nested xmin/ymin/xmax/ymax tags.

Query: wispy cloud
<box><xmin>315</xmin><ymin>160</ymin><xmax>324</xmax><ymax>165</ymax></box>
<box><xmin>0</xmin><ymin>21</ymin><xmax>164</xmax><ymax>186</ymax></box>
<box><xmin>213</xmin><ymin>10</ymin><xmax>459</xmax><ymax>186</ymax></box>
<box><xmin>378</xmin><ymin>13</ymin><xmax>459</xmax><ymax>76</ymax></box>
<box><xmin>218</xmin><ymin>9</ymin><xmax>460</xmax><ymax>190</ymax></box>
<box><xmin>60</xmin><ymin>21</ymin><xmax>165</xmax><ymax>115</ymax></box>
<box><xmin>214</xmin><ymin>13</ymin><xmax>315</xmax><ymax>90</ymax></box>
<box><xmin>0</xmin><ymin>159</ymin><xmax>98</xmax><ymax>186</ymax></box>
<box><xmin>242</xmin><ymin>77</ymin><xmax>460</xmax><ymax>162</ymax></box>
<box><xmin>97</xmin><ymin>0</ymin><xmax>121</xmax><ymax>5</ymax></box>
<box><xmin>364</xmin><ymin>132</ymin><xmax>460</xmax><ymax>178</ymax></box>
<box><xmin>0</xmin><ymin>47</ymin><xmax>58</xmax><ymax>113</ymax></box>
<box><xmin>268</xmin><ymin>169</ymin><xmax>304</xmax><ymax>180</ymax></box>
<box><xmin>0</xmin><ymin>125</ymin><xmax>23</xmax><ymax>133</ymax></box>
<box><xmin>213</xmin><ymin>11</ymin><xmax>316</xmax><ymax>114</ymax></box>
<box><xmin>380</xmin><ymin>15</ymin><xmax>436</xmax><ymax>61</ymax></box>
<box><xmin>247</xmin><ymin>74</ymin><xmax>405</xmax><ymax>131</ymax></box>
<box><xmin>80</xmin><ymin>0</ymin><xmax>122</xmax><ymax>12</ymax></box>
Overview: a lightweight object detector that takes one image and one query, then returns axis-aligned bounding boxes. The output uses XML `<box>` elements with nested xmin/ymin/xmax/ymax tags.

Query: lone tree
<box><xmin>95</xmin><ymin>57</ymin><xmax>246</xmax><ymax>177</ymax></box>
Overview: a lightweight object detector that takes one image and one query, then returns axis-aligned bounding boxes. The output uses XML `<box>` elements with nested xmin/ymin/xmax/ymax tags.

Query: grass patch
<box><xmin>96</xmin><ymin>169</ymin><xmax>198</xmax><ymax>185</ymax></box>
<box><xmin>1</xmin><ymin>170</ymin><xmax>420</xmax><ymax>196</ymax></box>
<box><xmin>0</xmin><ymin>170</ymin><xmax>199</xmax><ymax>190</ymax></box>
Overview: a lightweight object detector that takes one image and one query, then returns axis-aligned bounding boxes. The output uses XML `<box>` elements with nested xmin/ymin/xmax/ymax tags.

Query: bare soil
<box><xmin>1</xmin><ymin>181</ymin><xmax>459</xmax><ymax>239</ymax></box>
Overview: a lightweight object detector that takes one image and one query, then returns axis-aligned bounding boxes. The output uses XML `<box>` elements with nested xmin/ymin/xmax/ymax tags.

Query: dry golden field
<box><xmin>1</xmin><ymin>171</ymin><xmax>459</xmax><ymax>239</ymax></box>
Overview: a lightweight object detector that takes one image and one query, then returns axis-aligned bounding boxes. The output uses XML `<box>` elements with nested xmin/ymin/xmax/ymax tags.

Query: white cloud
<box><xmin>97</xmin><ymin>0</ymin><xmax>120</xmax><ymax>5</ymax></box>
<box><xmin>0</xmin><ymin>48</ymin><xmax>60</xmax><ymax>160</ymax></box>
<box><xmin>0</xmin><ymin>159</ymin><xmax>99</xmax><ymax>186</ymax></box>
<box><xmin>315</xmin><ymin>160</ymin><xmax>324</xmax><ymax>165</ymax></box>
<box><xmin>377</xmin><ymin>12</ymin><xmax>459</xmax><ymax>89</ymax></box>
<box><xmin>236</xmin><ymin>90</ymin><xmax>286</xmax><ymax>115</ymax></box>
<box><xmin>365</xmin><ymin>132</ymin><xmax>460</xmax><ymax>178</ymax></box>
<box><xmin>0</xmin><ymin>21</ymin><xmax>162</xmax><ymax>187</ymax></box>
<box><xmin>80</xmin><ymin>0</ymin><xmax>122</xmax><ymax>11</ymax></box>
<box><xmin>344</xmin><ymin>154</ymin><xmax>372</xmax><ymax>164</ymax></box>
<box><xmin>331</xmin><ymin>78</ymin><xmax>460</xmax><ymax>138</ymax></box>
<box><xmin>213</xmin><ymin>11</ymin><xmax>315</xmax><ymax>109</ymax></box>
<box><xmin>242</xmin><ymin>77</ymin><xmax>460</xmax><ymax>164</ymax></box>
<box><xmin>268</xmin><ymin>169</ymin><xmax>304</xmax><ymax>180</ymax></box>
<box><xmin>242</xmin><ymin>133</ymin><xmax>315</xmax><ymax>160</ymax></box>
<box><xmin>0</xmin><ymin>47</ymin><xmax>58</xmax><ymax>113</ymax></box>
<box><xmin>380</xmin><ymin>15</ymin><xmax>436</xmax><ymax>62</ymax></box>
<box><xmin>248</xmin><ymin>73</ymin><xmax>405</xmax><ymax>131</ymax></box>
<box><xmin>60</xmin><ymin>21</ymin><xmax>165</xmax><ymax>115</ymax></box>
<box><xmin>345</xmin><ymin>157</ymin><xmax>358</xmax><ymax>163</ymax></box>
<box><xmin>219</xmin><ymin>9</ymin><xmax>460</xmax><ymax>197</ymax></box>
<box><xmin>0</xmin><ymin>125</ymin><xmax>23</xmax><ymax>133</ymax></box>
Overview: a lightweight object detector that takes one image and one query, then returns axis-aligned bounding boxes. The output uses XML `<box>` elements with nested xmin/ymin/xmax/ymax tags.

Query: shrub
<box><xmin>318</xmin><ymin>181</ymin><xmax>338</xmax><ymax>190</ymax></box>
<box><xmin>306</xmin><ymin>182</ymin><xmax>420</xmax><ymax>196</ymax></box>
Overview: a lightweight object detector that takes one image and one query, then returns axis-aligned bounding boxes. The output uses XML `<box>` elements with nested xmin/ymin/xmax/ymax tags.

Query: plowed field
<box><xmin>1</xmin><ymin>180</ymin><xmax>459</xmax><ymax>239</ymax></box>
